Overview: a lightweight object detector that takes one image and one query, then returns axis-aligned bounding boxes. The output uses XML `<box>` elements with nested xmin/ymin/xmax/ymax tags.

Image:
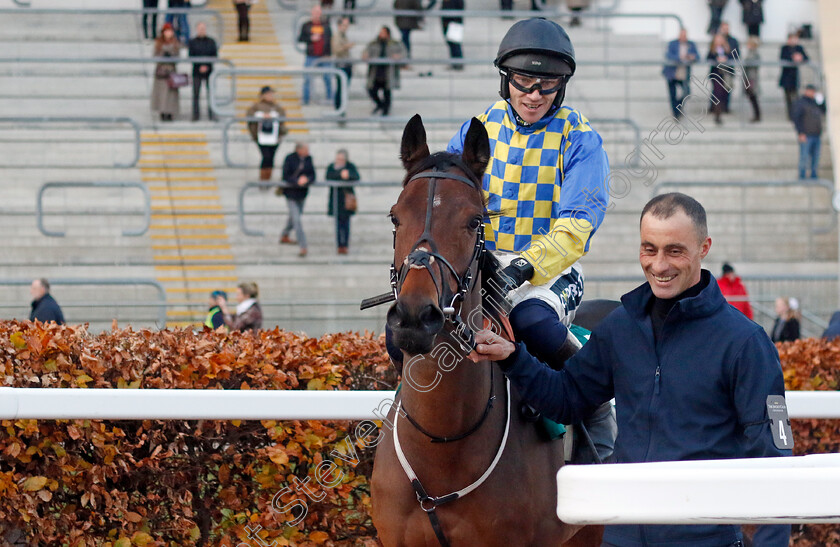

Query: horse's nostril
<box><xmin>419</xmin><ymin>305</ymin><xmax>445</xmax><ymax>334</ymax></box>
<box><xmin>386</xmin><ymin>303</ymin><xmax>405</xmax><ymax>329</ymax></box>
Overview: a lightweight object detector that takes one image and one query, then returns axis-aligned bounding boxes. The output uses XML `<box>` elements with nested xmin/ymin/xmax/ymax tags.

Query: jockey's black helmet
<box><xmin>495</xmin><ymin>18</ymin><xmax>576</xmax><ymax>108</ymax></box>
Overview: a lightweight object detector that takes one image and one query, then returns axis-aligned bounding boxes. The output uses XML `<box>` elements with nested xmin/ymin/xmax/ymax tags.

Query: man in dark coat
<box><xmin>473</xmin><ymin>193</ymin><xmax>791</xmax><ymax>547</ymax></box>
<box><xmin>791</xmin><ymin>84</ymin><xmax>825</xmax><ymax>179</ymax></box>
<box><xmin>779</xmin><ymin>32</ymin><xmax>809</xmax><ymax>119</ymax></box>
<box><xmin>30</xmin><ymin>278</ymin><xmax>65</xmax><ymax>325</ymax></box>
<box><xmin>741</xmin><ymin>0</ymin><xmax>763</xmax><ymax>37</ymax></box>
<box><xmin>280</xmin><ymin>142</ymin><xmax>316</xmax><ymax>257</ymax></box>
<box><xmin>297</xmin><ymin>5</ymin><xmax>332</xmax><ymax>105</ymax></box>
<box><xmin>188</xmin><ymin>22</ymin><xmax>218</xmax><ymax>121</ymax></box>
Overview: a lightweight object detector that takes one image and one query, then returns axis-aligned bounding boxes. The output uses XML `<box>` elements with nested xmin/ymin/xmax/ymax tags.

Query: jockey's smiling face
<box><xmin>509</xmin><ymin>81</ymin><xmax>557</xmax><ymax>124</ymax></box>
<box><xmin>639</xmin><ymin>209</ymin><xmax>711</xmax><ymax>300</ymax></box>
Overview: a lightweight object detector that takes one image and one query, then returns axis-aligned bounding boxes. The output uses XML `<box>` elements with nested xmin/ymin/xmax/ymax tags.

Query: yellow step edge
<box><xmin>138</xmin><ymin>159</ymin><xmax>213</xmax><ymax>165</ymax></box>
<box><xmin>151</xmin><ymin>196</ymin><xmax>220</xmax><ymax>201</ymax></box>
<box><xmin>140</xmin><ymin>150</ymin><xmax>210</xmax><ymax>156</ymax></box>
<box><xmin>166</xmin><ymin>298</ymin><xmax>225</xmax><ymax>305</ymax></box>
<box><xmin>154</xmin><ymin>256</ymin><xmax>235</xmax><ymax>262</ymax></box>
<box><xmin>140</xmin><ymin>167</ymin><xmax>214</xmax><ymax>172</ymax></box>
<box><xmin>148</xmin><ymin>186</ymin><xmax>219</xmax><ymax>192</ymax></box>
<box><xmin>151</xmin><ymin>213</ymin><xmax>224</xmax><ymax>219</ymax></box>
<box><xmin>158</xmin><ymin>275</ymin><xmax>238</xmax><ymax>282</ymax></box>
<box><xmin>151</xmin><ymin>234</ymin><xmax>229</xmax><ymax>240</ymax></box>
<box><xmin>141</xmin><ymin>133</ymin><xmax>207</xmax><ymax>138</ymax></box>
<box><xmin>150</xmin><ymin>224</ymin><xmax>228</xmax><ymax>230</ymax></box>
<box><xmin>141</xmin><ymin>141</ymin><xmax>209</xmax><ymax>147</ymax></box>
<box><xmin>151</xmin><ymin>205</ymin><xmax>223</xmax><ymax>211</ymax></box>
<box><xmin>166</xmin><ymin>286</ymin><xmax>239</xmax><ymax>293</ymax></box>
<box><xmin>155</xmin><ymin>265</ymin><xmax>237</xmax><ymax>271</ymax></box>
<box><xmin>153</xmin><ymin>244</ymin><xmax>231</xmax><ymax>250</ymax></box>
<box><xmin>143</xmin><ymin>176</ymin><xmax>217</xmax><ymax>182</ymax></box>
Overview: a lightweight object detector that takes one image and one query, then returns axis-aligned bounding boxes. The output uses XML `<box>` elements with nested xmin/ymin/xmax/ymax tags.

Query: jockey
<box><xmin>447</xmin><ymin>18</ymin><xmax>614</xmax><ymax>460</ymax></box>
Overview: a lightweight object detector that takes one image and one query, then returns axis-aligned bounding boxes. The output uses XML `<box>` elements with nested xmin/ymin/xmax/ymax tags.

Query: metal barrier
<box><xmin>238</xmin><ymin>180</ymin><xmax>396</xmax><ymax>236</ymax></box>
<box><xmin>0</xmin><ymin>278</ymin><xmax>167</xmax><ymax>328</ymax></box>
<box><xmin>0</xmin><ymin>56</ymin><xmax>236</xmax><ymax>107</ymax></box>
<box><xmin>208</xmin><ymin>67</ymin><xmax>349</xmax><ymax>118</ymax></box>
<box><xmin>651</xmin><ymin>180</ymin><xmax>837</xmax><ymax>261</ymax></box>
<box><xmin>0</xmin><ymin>116</ymin><xmax>141</xmax><ymax>168</ymax></box>
<box><xmin>37</xmin><ymin>182</ymin><xmax>151</xmax><ymax>238</ymax></box>
<box><xmin>11</xmin><ymin>0</ymin><xmax>30</xmax><ymax>7</ymax></box>
<box><xmin>292</xmin><ymin>9</ymin><xmax>685</xmax><ymax>54</ymax></box>
<box><xmin>0</xmin><ymin>8</ymin><xmax>224</xmax><ymax>39</ymax></box>
<box><xmin>221</xmin><ymin>115</ymin><xmax>642</xmax><ymax>168</ymax></box>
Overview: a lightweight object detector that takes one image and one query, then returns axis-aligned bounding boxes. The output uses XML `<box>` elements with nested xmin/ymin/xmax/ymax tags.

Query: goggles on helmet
<box><xmin>504</xmin><ymin>69</ymin><xmax>568</xmax><ymax>95</ymax></box>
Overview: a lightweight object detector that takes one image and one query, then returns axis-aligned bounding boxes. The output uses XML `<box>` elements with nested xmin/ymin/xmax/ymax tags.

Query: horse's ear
<box><xmin>400</xmin><ymin>114</ymin><xmax>430</xmax><ymax>172</ymax></box>
<box><xmin>461</xmin><ymin>118</ymin><xmax>490</xmax><ymax>180</ymax></box>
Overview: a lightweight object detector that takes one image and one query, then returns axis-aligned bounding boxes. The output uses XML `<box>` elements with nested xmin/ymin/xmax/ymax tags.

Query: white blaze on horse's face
<box><xmin>433</xmin><ymin>194</ymin><xmax>442</xmax><ymax>208</ymax></box>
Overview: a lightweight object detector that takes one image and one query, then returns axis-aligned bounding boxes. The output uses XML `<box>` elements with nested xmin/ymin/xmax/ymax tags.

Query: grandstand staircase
<box><xmin>140</xmin><ymin>130</ymin><xmax>236</xmax><ymax>328</ymax></box>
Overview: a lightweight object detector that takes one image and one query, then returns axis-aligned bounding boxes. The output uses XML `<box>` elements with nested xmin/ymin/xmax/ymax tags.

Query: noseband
<box><xmin>390</xmin><ymin>166</ymin><xmax>486</xmax><ymax>350</ymax></box>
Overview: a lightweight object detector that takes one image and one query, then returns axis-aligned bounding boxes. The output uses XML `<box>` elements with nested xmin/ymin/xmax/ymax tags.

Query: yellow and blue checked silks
<box><xmin>448</xmin><ymin>100</ymin><xmax>610</xmax><ymax>285</ymax></box>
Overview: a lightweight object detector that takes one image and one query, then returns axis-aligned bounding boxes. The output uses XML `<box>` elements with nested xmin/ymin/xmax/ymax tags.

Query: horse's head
<box><xmin>386</xmin><ymin>114</ymin><xmax>491</xmax><ymax>356</ymax></box>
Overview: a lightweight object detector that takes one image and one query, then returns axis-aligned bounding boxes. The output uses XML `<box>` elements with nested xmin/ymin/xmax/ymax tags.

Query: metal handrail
<box><xmin>221</xmin><ymin>115</ymin><xmax>641</xmax><ymax>168</ymax></box>
<box><xmin>37</xmin><ymin>182</ymin><xmax>151</xmax><ymax>238</ymax></box>
<box><xmin>11</xmin><ymin>0</ymin><xmax>30</xmax><ymax>7</ymax></box>
<box><xmin>292</xmin><ymin>9</ymin><xmax>685</xmax><ymax>53</ymax></box>
<box><xmin>0</xmin><ymin>57</ymin><xmax>236</xmax><ymax>107</ymax></box>
<box><xmin>209</xmin><ymin>67</ymin><xmax>349</xmax><ymax>118</ymax></box>
<box><xmin>0</xmin><ymin>8</ymin><xmax>224</xmax><ymax>38</ymax></box>
<box><xmin>238</xmin><ymin>180</ymin><xmax>398</xmax><ymax>236</ymax></box>
<box><xmin>0</xmin><ymin>116</ymin><xmax>141</xmax><ymax>168</ymax></box>
<box><xmin>651</xmin><ymin>180</ymin><xmax>837</xmax><ymax>235</ymax></box>
<box><xmin>0</xmin><ymin>278</ymin><xmax>167</xmax><ymax>327</ymax></box>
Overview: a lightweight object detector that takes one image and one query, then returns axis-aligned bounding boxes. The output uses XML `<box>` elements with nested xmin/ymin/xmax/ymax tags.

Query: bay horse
<box><xmin>370</xmin><ymin>114</ymin><xmax>606</xmax><ymax>547</ymax></box>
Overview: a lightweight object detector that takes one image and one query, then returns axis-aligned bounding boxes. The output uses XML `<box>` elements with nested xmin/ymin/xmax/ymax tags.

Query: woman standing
<box><xmin>745</xmin><ymin>36</ymin><xmax>761</xmax><ymax>122</ymax></box>
<box><xmin>246</xmin><ymin>86</ymin><xmax>288</xmax><ymax>183</ymax></box>
<box><xmin>770</xmin><ymin>296</ymin><xmax>800</xmax><ymax>343</ymax></box>
<box><xmin>741</xmin><ymin>0</ymin><xmax>763</xmax><ymax>38</ymax></box>
<box><xmin>233</xmin><ymin>0</ymin><xmax>252</xmax><ymax>42</ymax></box>
<box><xmin>707</xmin><ymin>33</ymin><xmax>730</xmax><ymax>125</ymax></box>
<box><xmin>218</xmin><ymin>282</ymin><xmax>263</xmax><ymax>333</ymax></box>
<box><xmin>441</xmin><ymin>0</ymin><xmax>464</xmax><ymax>70</ymax></box>
<box><xmin>326</xmin><ymin>149</ymin><xmax>360</xmax><ymax>254</ymax></box>
<box><xmin>151</xmin><ymin>23</ymin><xmax>181</xmax><ymax>122</ymax></box>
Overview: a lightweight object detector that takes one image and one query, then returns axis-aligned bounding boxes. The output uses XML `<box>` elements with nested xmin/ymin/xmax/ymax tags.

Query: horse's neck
<box><xmin>399</xmin><ymin>293</ymin><xmax>493</xmax><ymax>441</ymax></box>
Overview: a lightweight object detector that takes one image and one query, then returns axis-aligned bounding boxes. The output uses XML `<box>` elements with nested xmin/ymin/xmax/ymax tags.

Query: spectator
<box><xmin>394</xmin><ymin>0</ymin><xmax>423</xmax><ymax>58</ymax></box>
<box><xmin>771</xmin><ymin>296</ymin><xmax>800</xmax><ymax>343</ymax></box>
<box><xmin>218</xmin><ymin>283</ymin><xmax>262</xmax><ymax>333</ymax></box>
<box><xmin>717</xmin><ymin>263</ymin><xmax>753</xmax><ymax>319</ymax></box>
<box><xmin>744</xmin><ymin>36</ymin><xmax>761</xmax><ymax>122</ymax></box>
<box><xmin>165</xmin><ymin>0</ymin><xmax>190</xmax><ymax>44</ymax></box>
<box><xmin>29</xmin><ymin>279</ymin><xmax>64</xmax><ymax>325</ymax></box>
<box><xmin>717</xmin><ymin>22</ymin><xmax>739</xmax><ymax>113</ymax></box>
<box><xmin>326</xmin><ymin>149</ymin><xmax>360</xmax><ymax>255</ymax></box>
<box><xmin>331</xmin><ymin>16</ymin><xmax>355</xmax><ymax>112</ymax></box>
<box><xmin>280</xmin><ymin>143</ymin><xmax>316</xmax><ymax>257</ymax></box>
<box><xmin>791</xmin><ymin>84</ymin><xmax>825</xmax><ymax>179</ymax></box>
<box><xmin>566</xmin><ymin>0</ymin><xmax>591</xmax><ymax>27</ymax></box>
<box><xmin>151</xmin><ymin>23</ymin><xmax>181</xmax><ymax>122</ymax></box>
<box><xmin>298</xmin><ymin>5</ymin><xmax>333</xmax><ymax>106</ymax></box>
<box><xmin>779</xmin><ymin>32</ymin><xmax>808</xmax><ymax>119</ymax></box>
<box><xmin>822</xmin><ymin>311</ymin><xmax>840</xmax><ymax>341</ymax></box>
<box><xmin>707</xmin><ymin>33</ymin><xmax>731</xmax><ymax>125</ymax></box>
<box><xmin>205</xmin><ymin>290</ymin><xmax>227</xmax><ymax>330</ymax></box>
<box><xmin>246</xmin><ymin>86</ymin><xmax>288</xmax><ymax>183</ymax></box>
<box><xmin>473</xmin><ymin>192</ymin><xmax>791</xmax><ymax>547</ymax></box>
<box><xmin>707</xmin><ymin>0</ymin><xmax>728</xmax><ymax>35</ymax></box>
<box><xmin>362</xmin><ymin>26</ymin><xmax>406</xmax><ymax>116</ymax></box>
<box><xmin>441</xmin><ymin>0</ymin><xmax>464</xmax><ymax>70</ymax></box>
<box><xmin>142</xmin><ymin>0</ymin><xmax>159</xmax><ymax>40</ymax></box>
<box><xmin>188</xmin><ymin>22</ymin><xmax>218</xmax><ymax>122</ymax></box>
<box><xmin>233</xmin><ymin>0</ymin><xmax>252</xmax><ymax>42</ymax></box>
<box><xmin>741</xmin><ymin>0</ymin><xmax>763</xmax><ymax>37</ymax></box>
<box><xmin>662</xmin><ymin>28</ymin><xmax>699</xmax><ymax>118</ymax></box>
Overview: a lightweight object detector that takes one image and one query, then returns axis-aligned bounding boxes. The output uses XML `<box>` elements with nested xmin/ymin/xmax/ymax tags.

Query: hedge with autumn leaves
<box><xmin>0</xmin><ymin>322</ymin><xmax>838</xmax><ymax>546</ymax></box>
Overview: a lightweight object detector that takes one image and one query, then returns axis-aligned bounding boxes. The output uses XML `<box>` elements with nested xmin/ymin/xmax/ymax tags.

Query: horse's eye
<box><xmin>390</xmin><ymin>214</ymin><xmax>400</xmax><ymax>227</ymax></box>
<box><xmin>468</xmin><ymin>217</ymin><xmax>482</xmax><ymax>231</ymax></box>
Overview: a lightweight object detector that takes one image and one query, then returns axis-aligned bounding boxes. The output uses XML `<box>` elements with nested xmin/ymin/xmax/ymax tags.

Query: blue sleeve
<box><xmin>446</xmin><ymin>119</ymin><xmax>472</xmax><ymax>154</ymax></box>
<box><xmin>501</xmin><ymin>327</ymin><xmax>614</xmax><ymax>424</ymax></box>
<box><xmin>557</xmin><ymin>121</ymin><xmax>610</xmax><ymax>242</ymax></box>
<box><xmin>665</xmin><ymin>41</ymin><xmax>679</xmax><ymax>63</ymax></box>
<box><xmin>731</xmin><ymin>329</ymin><xmax>792</xmax><ymax>547</ymax></box>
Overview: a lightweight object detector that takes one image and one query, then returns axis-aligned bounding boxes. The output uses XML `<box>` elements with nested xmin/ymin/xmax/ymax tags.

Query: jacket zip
<box><xmin>654</xmin><ymin>365</ymin><xmax>661</xmax><ymax>394</ymax></box>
